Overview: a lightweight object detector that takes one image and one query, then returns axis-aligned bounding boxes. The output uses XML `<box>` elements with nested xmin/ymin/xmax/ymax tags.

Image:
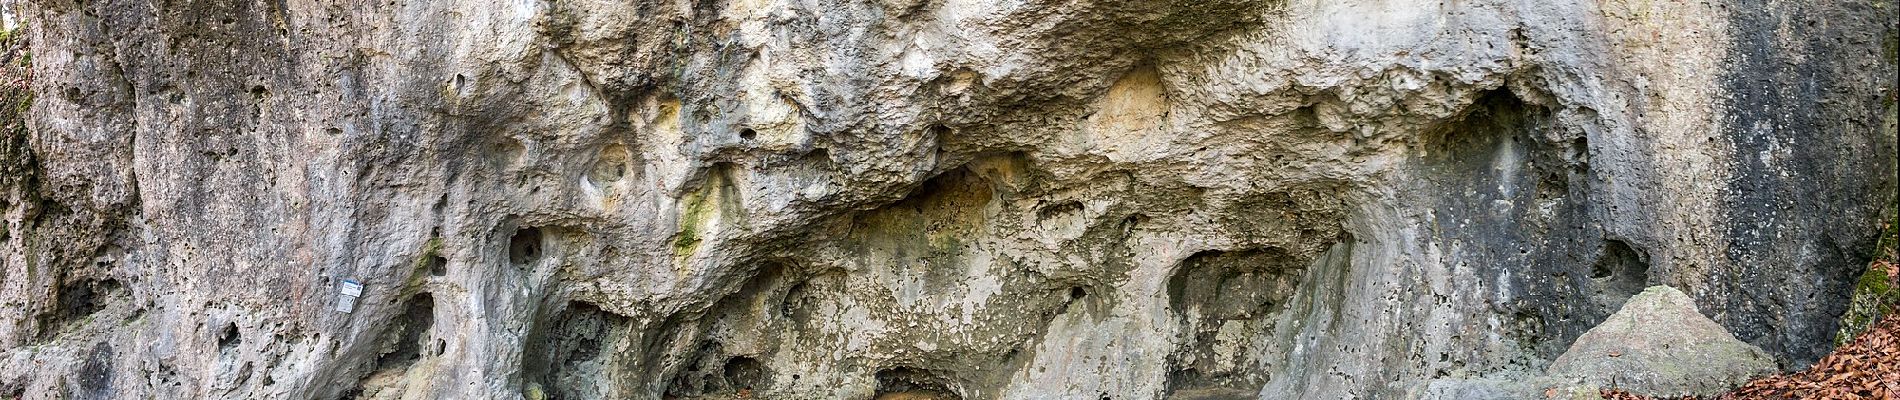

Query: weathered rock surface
<box><xmin>0</xmin><ymin>0</ymin><xmax>1895</xmax><ymax>399</ymax></box>
<box><xmin>1547</xmin><ymin>286</ymin><xmax>1778</xmax><ymax>397</ymax></box>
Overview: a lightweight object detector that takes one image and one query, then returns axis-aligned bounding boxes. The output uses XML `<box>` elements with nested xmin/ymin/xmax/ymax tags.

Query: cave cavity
<box><xmin>1167</xmin><ymin>248</ymin><xmax>1305</xmax><ymax>318</ymax></box>
<box><xmin>1162</xmin><ymin>247</ymin><xmax>1307</xmax><ymax>399</ymax></box>
<box><xmin>660</xmin><ymin>264</ymin><xmax>798</xmax><ymax>398</ymax></box>
<box><xmin>662</xmin><ymin>344</ymin><xmax>777</xmax><ymax>398</ymax></box>
<box><xmin>588</xmin><ymin>144</ymin><xmax>633</xmax><ymax>188</ymax></box>
<box><xmin>38</xmin><ymin>276</ymin><xmax>125</xmax><ymax>341</ymax></box>
<box><xmin>874</xmin><ymin>366</ymin><xmax>963</xmax><ymax>400</ymax></box>
<box><xmin>346</xmin><ymin>293</ymin><xmax>437</xmax><ymax>398</ymax></box>
<box><xmin>523</xmin><ymin>301</ymin><xmax>632</xmax><ymax>400</ymax></box>
<box><xmin>1590</xmin><ymin>239</ymin><xmax>1651</xmax><ymax>312</ymax></box>
<box><xmin>508</xmin><ymin>226</ymin><xmax>545</xmax><ymax>267</ymax></box>
<box><xmin>374</xmin><ymin>293</ymin><xmax>434</xmax><ymax>371</ymax></box>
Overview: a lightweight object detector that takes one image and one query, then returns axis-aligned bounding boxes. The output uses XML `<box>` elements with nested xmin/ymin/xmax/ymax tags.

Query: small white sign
<box><xmin>339</xmin><ymin>280</ymin><xmax>363</xmax><ymax>297</ymax></box>
<box><xmin>335</xmin><ymin>280</ymin><xmax>364</xmax><ymax>313</ymax></box>
<box><xmin>335</xmin><ymin>294</ymin><xmax>358</xmax><ymax>313</ymax></box>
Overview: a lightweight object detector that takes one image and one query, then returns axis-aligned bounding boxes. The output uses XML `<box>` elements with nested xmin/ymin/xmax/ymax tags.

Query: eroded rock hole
<box><xmin>1164</xmin><ymin>247</ymin><xmax>1306</xmax><ymax>399</ymax></box>
<box><xmin>805</xmin><ymin>147</ymin><xmax>830</xmax><ymax>161</ymax></box>
<box><xmin>1120</xmin><ymin>214</ymin><xmax>1147</xmax><ymax>232</ymax></box>
<box><xmin>346</xmin><ymin>294</ymin><xmax>435</xmax><ymax>396</ymax></box>
<box><xmin>426</xmin><ymin>254</ymin><xmax>447</xmax><ymax>277</ymax></box>
<box><xmin>492</xmin><ymin>138</ymin><xmax>526</xmax><ymax>168</ymax></box>
<box><xmin>1167</xmin><ymin>249</ymin><xmax>1303</xmax><ymax>318</ymax></box>
<box><xmin>874</xmin><ymin>367</ymin><xmax>962</xmax><ymax>400</ymax></box>
<box><xmin>588</xmin><ymin>145</ymin><xmax>631</xmax><ymax>187</ymax></box>
<box><xmin>738</xmin><ymin>128</ymin><xmax>757</xmax><ymax>141</ymax></box>
<box><xmin>663</xmin><ymin>342</ymin><xmax>741</xmax><ymax>398</ymax></box>
<box><xmin>721</xmin><ymin>356</ymin><xmax>767</xmax><ymax>391</ymax></box>
<box><xmin>508</xmin><ymin>227</ymin><xmax>544</xmax><ymax>266</ymax></box>
<box><xmin>1037</xmin><ymin>201</ymin><xmax>1083</xmax><ymax>221</ymax></box>
<box><xmin>666</xmin><ymin>279</ymin><xmax>795</xmax><ymax>397</ymax></box>
<box><xmin>216</xmin><ymin>322</ymin><xmax>244</xmax><ymax>383</ymax></box>
<box><xmin>217</xmin><ymin>323</ymin><xmax>241</xmax><ymax>354</ymax></box>
<box><xmin>927</xmin><ymin>124</ymin><xmax>954</xmax><ymax>141</ymax></box>
<box><xmin>524</xmin><ymin>301</ymin><xmax>631</xmax><ymax>400</ymax></box>
<box><xmin>374</xmin><ymin>294</ymin><xmax>434</xmax><ymax>371</ymax></box>
<box><xmin>1590</xmin><ymin>239</ymin><xmax>1650</xmax><ymax>312</ymax></box>
<box><xmin>40</xmin><ymin>277</ymin><xmax>123</xmax><ymax>340</ymax></box>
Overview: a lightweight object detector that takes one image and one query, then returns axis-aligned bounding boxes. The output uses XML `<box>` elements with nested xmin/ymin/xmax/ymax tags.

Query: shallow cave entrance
<box><xmin>508</xmin><ymin>226</ymin><xmax>544</xmax><ymax>267</ymax></box>
<box><xmin>1589</xmin><ymin>239</ymin><xmax>1651</xmax><ymax>313</ymax></box>
<box><xmin>873</xmin><ymin>367</ymin><xmax>962</xmax><ymax>400</ymax></box>
<box><xmin>1162</xmin><ymin>246</ymin><xmax>1311</xmax><ymax>399</ymax></box>
<box><xmin>523</xmin><ymin>301</ymin><xmax>631</xmax><ymax>400</ymax></box>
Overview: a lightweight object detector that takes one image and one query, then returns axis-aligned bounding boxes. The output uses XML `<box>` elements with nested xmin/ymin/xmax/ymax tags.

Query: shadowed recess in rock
<box><xmin>1164</xmin><ymin>247</ymin><xmax>1305</xmax><ymax>399</ymax></box>
<box><xmin>875</xmin><ymin>366</ymin><xmax>963</xmax><ymax>400</ymax></box>
<box><xmin>37</xmin><ymin>277</ymin><xmax>124</xmax><ymax>341</ymax></box>
<box><xmin>657</xmin><ymin>263</ymin><xmax>797</xmax><ymax>399</ymax></box>
<box><xmin>1590</xmin><ymin>239</ymin><xmax>1651</xmax><ymax>313</ymax></box>
<box><xmin>1416</xmin><ymin>87</ymin><xmax>1618</xmax><ymax>361</ymax></box>
<box><xmin>523</xmin><ymin>301</ymin><xmax>632</xmax><ymax>400</ymax></box>
<box><xmin>345</xmin><ymin>293</ymin><xmax>435</xmax><ymax>398</ymax></box>
<box><xmin>508</xmin><ymin>227</ymin><xmax>545</xmax><ymax>267</ymax></box>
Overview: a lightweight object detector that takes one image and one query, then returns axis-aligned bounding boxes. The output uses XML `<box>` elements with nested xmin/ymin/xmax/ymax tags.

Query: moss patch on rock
<box><xmin>1835</xmin><ymin>202</ymin><xmax>1900</xmax><ymax>346</ymax></box>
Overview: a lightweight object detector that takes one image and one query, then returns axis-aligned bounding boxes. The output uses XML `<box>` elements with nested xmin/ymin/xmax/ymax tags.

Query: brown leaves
<box><xmin>1601</xmin><ymin>313</ymin><xmax>1900</xmax><ymax>400</ymax></box>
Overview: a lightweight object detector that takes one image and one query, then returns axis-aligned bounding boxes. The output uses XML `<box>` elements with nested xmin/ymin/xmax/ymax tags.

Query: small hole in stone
<box><xmin>1119</xmin><ymin>214</ymin><xmax>1147</xmax><ymax>235</ymax></box>
<box><xmin>218</xmin><ymin>323</ymin><xmax>241</xmax><ymax>350</ymax></box>
<box><xmin>1069</xmin><ymin>287</ymin><xmax>1087</xmax><ymax>301</ymax></box>
<box><xmin>427</xmin><ymin>255</ymin><xmax>447</xmax><ymax>277</ymax></box>
<box><xmin>435</xmin><ymin>339</ymin><xmax>446</xmax><ymax>356</ymax></box>
<box><xmin>875</xmin><ymin>367</ymin><xmax>961</xmax><ymax>399</ymax></box>
<box><xmin>508</xmin><ymin>227</ymin><xmax>544</xmax><ymax>266</ymax></box>
<box><xmin>805</xmin><ymin>148</ymin><xmax>830</xmax><ymax>163</ymax></box>
<box><xmin>589</xmin><ymin>145</ymin><xmax>631</xmax><ymax>186</ymax></box>
<box><xmin>722</xmin><ymin>356</ymin><xmax>768</xmax><ymax>391</ymax></box>
<box><xmin>738</xmin><ymin>129</ymin><xmax>757</xmax><ymax>141</ymax></box>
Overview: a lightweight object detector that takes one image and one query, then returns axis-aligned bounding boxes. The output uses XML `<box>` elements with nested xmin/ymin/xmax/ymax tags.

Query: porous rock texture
<box><xmin>0</xmin><ymin>0</ymin><xmax>1895</xmax><ymax>399</ymax></box>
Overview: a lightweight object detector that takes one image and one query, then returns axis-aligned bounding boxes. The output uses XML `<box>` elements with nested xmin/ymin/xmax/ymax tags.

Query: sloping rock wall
<box><xmin>1</xmin><ymin>0</ymin><xmax>1895</xmax><ymax>399</ymax></box>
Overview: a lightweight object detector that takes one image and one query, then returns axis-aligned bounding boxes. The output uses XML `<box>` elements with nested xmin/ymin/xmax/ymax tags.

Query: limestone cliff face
<box><xmin>0</xmin><ymin>0</ymin><xmax>1894</xmax><ymax>399</ymax></box>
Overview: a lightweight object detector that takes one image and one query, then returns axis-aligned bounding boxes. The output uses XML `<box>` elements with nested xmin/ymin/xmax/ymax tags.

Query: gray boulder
<box><xmin>1548</xmin><ymin>286</ymin><xmax>1778</xmax><ymax>397</ymax></box>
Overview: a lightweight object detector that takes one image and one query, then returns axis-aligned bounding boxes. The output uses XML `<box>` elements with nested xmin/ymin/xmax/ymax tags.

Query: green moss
<box><xmin>2</xmin><ymin>20</ymin><xmax>27</xmax><ymax>69</ymax></box>
<box><xmin>412</xmin><ymin>237</ymin><xmax>442</xmax><ymax>272</ymax></box>
<box><xmin>670</xmin><ymin>168</ymin><xmax>751</xmax><ymax>271</ymax></box>
<box><xmin>672</xmin><ymin>180</ymin><xmax>722</xmax><ymax>269</ymax></box>
<box><xmin>672</xmin><ymin>187</ymin><xmax>711</xmax><ymax>260</ymax></box>
<box><xmin>398</xmin><ymin>237</ymin><xmax>443</xmax><ymax>297</ymax></box>
<box><xmin>1835</xmin><ymin>202</ymin><xmax>1900</xmax><ymax>345</ymax></box>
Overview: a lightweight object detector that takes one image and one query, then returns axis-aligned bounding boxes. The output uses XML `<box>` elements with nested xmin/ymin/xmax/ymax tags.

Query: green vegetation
<box><xmin>3</xmin><ymin>17</ymin><xmax>29</xmax><ymax>117</ymax></box>
<box><xmin>671</xmin><ymin>186</ymin><xmax>711</xmax><ymax>260</ymax></box>
<box><xmin>3</xmin><ymin>11</ymin><xmax>31</xmax><ymax>270</ymax></box>
<box><xmin>1835</xmin><ymin>202</ymin><xmax>1900</xmax><ymax>345</ymax></box>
